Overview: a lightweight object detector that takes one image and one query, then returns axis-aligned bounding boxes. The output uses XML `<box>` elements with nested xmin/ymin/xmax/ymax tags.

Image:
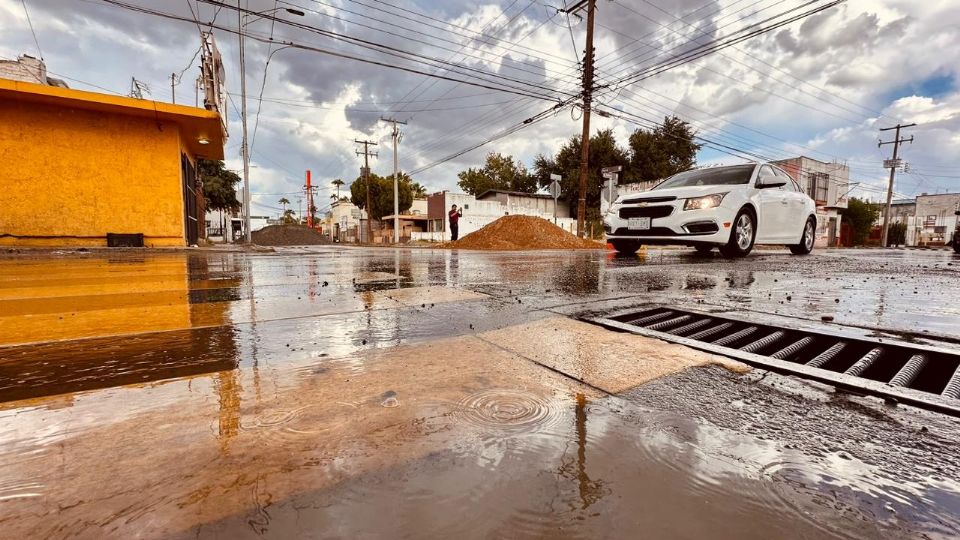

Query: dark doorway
<box><xmin>181</xmin><ymin>154</ymin><xmax>200</xmax><ymax>246</ymax></box>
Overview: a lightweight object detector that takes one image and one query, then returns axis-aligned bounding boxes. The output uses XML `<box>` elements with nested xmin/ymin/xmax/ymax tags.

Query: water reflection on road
<box><xmin>0</xmin><ymin>246</ymin><xmax>958</xmax><ymax>538</ymax></box>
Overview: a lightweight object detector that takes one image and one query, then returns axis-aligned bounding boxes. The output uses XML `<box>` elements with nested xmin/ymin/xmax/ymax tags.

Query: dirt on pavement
<box><xmin>444</xmin><ymin>215</ymin><xmax>601</xmax><ymax>250</ymax></box>
<box><xmin>251</xmin><ymin>225</ymin><xmax>331</xmax><ymax>246</ymax></box>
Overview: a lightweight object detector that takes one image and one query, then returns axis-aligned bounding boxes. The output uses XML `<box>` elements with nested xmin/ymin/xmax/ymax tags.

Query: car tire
<box><xmin>790</xmin><ymin>217</ymin><xmax>816</xmax><ymax>255</ymax></box>
<box><xmin>719</xmin><ymin>209</ymin><xmax>756</xmax><ymax>258</ymax></box>
<box><xmin>610</xmin><ymin>239</ymin><xmax>642</xmax><ymax>254</ymax></box>
<box><xmin>954</xmin><ymin>239</ymin><xmax>960</xmax><ymax>254</ymax></box>
<box><xmin>694</xmin><ymin>245</ymin><xmax>713</xmax><ymax>254</ymax></box>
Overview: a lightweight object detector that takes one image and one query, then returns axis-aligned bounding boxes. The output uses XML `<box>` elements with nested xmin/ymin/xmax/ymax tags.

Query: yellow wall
<box><xmin>0</xmin><ymin>99</ymin><xmax>188</xmax><ymax>247</ymax></box>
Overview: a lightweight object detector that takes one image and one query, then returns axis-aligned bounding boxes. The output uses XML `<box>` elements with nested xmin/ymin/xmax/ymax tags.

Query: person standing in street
<box><xmin>449</xmin><ymin>204</ymin><xmax>463</xmax><ymax>241</ymax></box>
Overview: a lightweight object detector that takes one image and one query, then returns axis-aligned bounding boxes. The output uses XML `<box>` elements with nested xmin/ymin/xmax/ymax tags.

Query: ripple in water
<box><xmin>456</xmin><ymin>389</ymin><xmax>562</xmax><ymax>433</ymax></box>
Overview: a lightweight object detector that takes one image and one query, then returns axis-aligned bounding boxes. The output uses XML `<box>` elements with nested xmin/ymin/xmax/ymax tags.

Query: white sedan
<box><xmin>603</xmin><ymin>163</ymin><xmax>817</xmax><ymax>257</ymax></box>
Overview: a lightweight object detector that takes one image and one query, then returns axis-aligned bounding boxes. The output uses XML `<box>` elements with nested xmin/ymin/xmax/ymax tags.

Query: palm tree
<box><xmin>278</xmin><ymin>197</ymin><xmax>291</xmax><ymax>215</ymax></box>
<box><xmin>332</xmin><ymin>179</ymin><xmax>345</xmax><ymax>199</ymax></box>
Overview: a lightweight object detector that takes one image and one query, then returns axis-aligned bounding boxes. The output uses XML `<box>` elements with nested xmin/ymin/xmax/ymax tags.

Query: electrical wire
<box><xmin>20</xmin><ymin>0</ymin><xmax>44</xmax><ymax>62</ymax></box>
<box><xmin>99</xmin><ymin>0</ymin><xmax>571</xmax><ymax>102</ymax></box>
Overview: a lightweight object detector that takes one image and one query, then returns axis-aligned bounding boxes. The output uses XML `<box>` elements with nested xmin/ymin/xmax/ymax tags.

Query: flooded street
<box><xmin>1</xmin><ymin>246</ymin><xmax>959</xmax><ymax>539</ymax></box>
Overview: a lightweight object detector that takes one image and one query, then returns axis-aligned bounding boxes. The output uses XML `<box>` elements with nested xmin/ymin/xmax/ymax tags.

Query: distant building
<box><xmin>328</xmin><ymin>199</ymin><xmax>366</xmax><ymax>242</ymax></box>
<box><xmin>771</xmin><ymin>157</ymin><xmax>850</xmax><ymax>247</ymax></box>
<box><xmin>915</xmin><ymin>193</ymin><xmax>960</xmax><ymax>246</ymax></box>
<box><xmin>0</xmin><ymin>54</ymin><xmax>68</xmax><ymax>87</ymax></box>
<box><xmin>0</xmin><ymin>78</ymin><xmax>224</xmax><ymax>247</ymax></box>
<box><xmin>416</xmin><ymin>190</ymin><xmax>577</xmax><ymax>242</ymax></box>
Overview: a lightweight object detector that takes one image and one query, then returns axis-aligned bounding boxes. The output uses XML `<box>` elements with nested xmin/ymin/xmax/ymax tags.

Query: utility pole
<box><xmin>355</xmin><ymin>139</ymin><xmax>378</xmax><ymax>243</ymax></box>
<box><xmin>304</xmin><ymin>169</ymin><xmax>317</xmax><ymax>228</ymax></box>
<box><xmin>238</xmin><ymin>2</ymin><xmax>252</xmax><ymax>243</ymax></box>
<box><xmin>878</xmin><ymin>123</ymin><xmax>916</xmax><ymax>247</ymax></box>
<box><xmin>380</xmin><ymin>117</ymin><xmax>407</xmax><ymax>243</ymax></box>
<box><xmin>564</xmin><ymin>0</ymin><xmax>597</xmax><ymax>238</ymax></box>
<box><xmin>171</xmin><ymin>72</ymin><xmax>176</xmax><ymax>104</ymax></box>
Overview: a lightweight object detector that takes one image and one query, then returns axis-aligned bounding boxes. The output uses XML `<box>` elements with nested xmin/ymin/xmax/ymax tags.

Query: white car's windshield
<box><xmin>654</xmin><ymin>165</ymin><xmax>756</xmax><ymax>189</ymax></box>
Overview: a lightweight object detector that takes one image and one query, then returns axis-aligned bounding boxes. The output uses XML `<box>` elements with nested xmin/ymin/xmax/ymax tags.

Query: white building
<box><xmin>915</xmin><ymin>193</ymin><xmax>960</xmax><ymax>246</ymax></box>
<box><xmin>413</xmin><ymin>190</ymin><xmax>577</xmax><ymax>242</ymax></box>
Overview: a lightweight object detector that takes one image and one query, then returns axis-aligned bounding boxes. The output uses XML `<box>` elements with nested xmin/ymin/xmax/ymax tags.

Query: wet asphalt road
<box><xmin>0</xmin><ymin>246</ymin><xmax>959</xmax><ymax>539</ymax></box>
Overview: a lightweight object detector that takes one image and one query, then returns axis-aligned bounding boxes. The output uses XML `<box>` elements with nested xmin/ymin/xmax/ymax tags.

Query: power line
<box><xmin>20</xmin><ymin>0</ymin><xmax>44</xmax><ymax>61</ymax></box>
<box><xmin>193</xmin><ymin>0</ymin><xmax>574</xmax><ymax>100</ymax></box>
<box><xmin>99</xmin><ymin>0</ymin><xmax>572</xmax><ymax>102</ymax></box>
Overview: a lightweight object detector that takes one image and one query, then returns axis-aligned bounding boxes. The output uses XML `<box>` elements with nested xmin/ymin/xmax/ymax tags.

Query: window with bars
<box><xmin>807</xmin><ymin>172</ymin><xmax>829</xmax><ymax>203</ymax></box>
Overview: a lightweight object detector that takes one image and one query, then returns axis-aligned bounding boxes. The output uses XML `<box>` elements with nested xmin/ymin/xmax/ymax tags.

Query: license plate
<box><xmin>628</xmin><ymin>217</ymin><xmax>651</xmax><ymax>230</ymax></box>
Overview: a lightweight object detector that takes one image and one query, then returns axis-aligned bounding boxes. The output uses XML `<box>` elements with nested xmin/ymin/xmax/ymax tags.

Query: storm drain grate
<box><xmin>586</xmin><ymin>307</ymin><xmax>960</xmax><ymax>416</ymax></box>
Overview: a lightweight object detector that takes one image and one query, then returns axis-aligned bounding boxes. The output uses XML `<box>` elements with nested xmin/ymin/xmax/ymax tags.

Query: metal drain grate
<box><xmin>587</xmin><ymin>307</ymin><xmax>960</xmax><ymax>416</ymax></box>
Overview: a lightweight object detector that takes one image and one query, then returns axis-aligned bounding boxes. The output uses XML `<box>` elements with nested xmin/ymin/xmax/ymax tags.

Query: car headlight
<box><xmin>683</xmin><ymin>193</ymin><xmax>727</xmax><ymax>211</ymax></box>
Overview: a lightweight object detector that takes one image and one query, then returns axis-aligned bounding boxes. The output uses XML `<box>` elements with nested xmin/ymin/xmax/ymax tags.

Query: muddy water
<box><xmin>190</xmin><ymin>390</ymin><xmax>960</xmax><ymax>540</ymax></box>
<box><xmin>2</xmin><ymin>248</ymin><xmax>960</xmax><ymax>539</ymax></box>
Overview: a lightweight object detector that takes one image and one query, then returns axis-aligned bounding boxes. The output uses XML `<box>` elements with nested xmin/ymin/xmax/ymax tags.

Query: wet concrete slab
<box><xmin>478</xmin><ymin>317</ymin><xmax>749</xmax><ymax>393</ymax></box>
<box><xmin>0</xmin><ymin>246</ymin><xmax>958</xmax><ymax>539</ymax></box>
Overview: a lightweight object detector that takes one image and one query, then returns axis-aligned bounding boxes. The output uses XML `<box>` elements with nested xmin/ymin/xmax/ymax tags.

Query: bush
<box><xmin>887</xmin><ymin>222</ymin><xmax>907</xmax><ymax>246</ymax></box>
<box><xmin>842</xmin><ymin>198</ymin><xmax>880</xmax><ymax>246</ymax></box>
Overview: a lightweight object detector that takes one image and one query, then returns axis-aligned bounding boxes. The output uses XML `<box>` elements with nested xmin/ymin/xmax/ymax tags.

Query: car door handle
<box><xmin>780</xmin><ymin>200</ymin><xmax>789</xmax><ymax>205</ymax></box>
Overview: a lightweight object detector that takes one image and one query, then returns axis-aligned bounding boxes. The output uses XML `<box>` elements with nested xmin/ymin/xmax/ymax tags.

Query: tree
<box><xmin>278</xmin><ymin>197</ymin><xmax>291</xmax><ymax>210</ymax></box>
<box><xmin>350</xmin><ymin>173</ymin><xmax>415</xmax><ymax>220</ymax></box>
<box><xmin>331</xmin><ymin>179</ymin><xmax>345</xmax><ymax>199</ymax></box>
<box><xmin>282</xmin><ymin>208</ymin><xmax>296</xmax><ymax>224</ymax></box>
<box><xmin>842</xmin><ymin>198</ymin><xmax>880</xmax><ymax>246</ymax></box>
<box><xmin>533</xmin><ymin>128</ymin><xmax>630</xmax><ymax>228</ymax></box>
<box><xmin>457</xmin><ymin>152</ymin><xmax>537</xmax><ymax>196</ymax></box>
<box><xmin>411</xmin><ymin>181</ymin><xmax>428</xmax><ymax>198</ymax></box>
<box><xmin>887</xmin><ymin>221</ymin><xmax>907</xmax><ymax>247</ymax></box>
<box><xmin>626</xmin><ymin>116</ymin><xmax>701</xmax><ymax>184</ymax></box>
<box><xmin>199</xmin><ymin>160</ymin><xmax>241</xmax><ymax>213</ymax></box>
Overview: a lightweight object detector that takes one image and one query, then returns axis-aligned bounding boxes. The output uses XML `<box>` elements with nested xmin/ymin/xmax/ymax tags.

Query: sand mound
<box><xmin>251</xmin><ymin>225</ymin><xmax>331</xmax><ymax>246</ymax></box>
<box><xmin>444</xmin><ymin>215</ymin><xmax>601</xmax><ymax>250</ymax></box>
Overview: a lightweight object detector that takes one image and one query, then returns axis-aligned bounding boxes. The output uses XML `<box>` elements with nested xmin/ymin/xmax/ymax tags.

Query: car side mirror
<box><xmin>758</xmin><ymin>177</ymin><xmax>787</xmax><ymax>188</ymax></box>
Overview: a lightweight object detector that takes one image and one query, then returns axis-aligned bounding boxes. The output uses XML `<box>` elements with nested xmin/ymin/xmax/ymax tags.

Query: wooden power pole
<box><xmin>565</xmin><ymin>0</ymin><xmax>597</xmax><ymax>238</ymax></box>
<box><xmin>878</xmin><ymin>123</ymin><xmax>915</xmax><ymax>247</ymax></box>
<box><xmin>355</xmin><ymin>139</ymin><xmax>378</xmax><ymax>243</ymax></box>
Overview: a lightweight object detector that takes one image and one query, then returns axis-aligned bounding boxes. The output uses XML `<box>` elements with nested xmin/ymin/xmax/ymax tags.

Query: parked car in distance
<box><xmin>603</xmin><ymin>163</ymin><xmax>817</xmax><ymax>257</ymax></box>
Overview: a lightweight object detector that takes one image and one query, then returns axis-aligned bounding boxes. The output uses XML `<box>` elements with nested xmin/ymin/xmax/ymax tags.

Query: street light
<box><xmin>238</xmin><ymin>4</ymin><xmax>303</xmax><ymax>243</ymax></box>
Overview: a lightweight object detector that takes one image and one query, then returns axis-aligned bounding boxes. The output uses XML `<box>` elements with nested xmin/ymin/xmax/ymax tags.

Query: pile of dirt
<box><xmin>444</xmin><ymin>215</ymin><xmax>601</xmax><ymax>250</ymax></box>
<box><xmin>251</xmin><ymin>225</ymin><xmax>331</xmax><ymax>246</ymax></box>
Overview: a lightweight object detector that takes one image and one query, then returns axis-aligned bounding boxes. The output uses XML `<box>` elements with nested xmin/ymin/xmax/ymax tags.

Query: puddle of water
<box><xmin>190</xmin><ymin>391</ymin><xmax>960</xmax><ymax>540</ymax></box>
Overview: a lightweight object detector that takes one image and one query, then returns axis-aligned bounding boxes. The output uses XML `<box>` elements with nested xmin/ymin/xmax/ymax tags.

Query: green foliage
<box><xmin>331</xmin><ymin>179</ymin><xmax>346</xmax><ymax>198</ymax></box>
<box><xmin>350</xmin><ymin>173</ymin><xmax>415</xmax><ymax>220</ymax></box>
<box><xmin>198</xmin><ymin>159</ymin><xmax>241</xmax><ymax>213</ymax></box>
<box><xmin>533</xmin><ymin>128</ymin><xmax>629</xmax><ymax>214</ymax></box>
<box><xmin>887</xmin><ymin>221</ymin><xmax>907</xmax><ymax>246</ymax></box>
<box><xmin>457</xmin><ymin>152</ymin><xmax>537</xmax><ymax>196</ymax></box>
<box><xmin>842</xmin><ymin>198</ymin><xmax>880</xmax><ymax>245</ymax></box>
<box><xmin>411</xmin><ymin>181</ymin><xmax>428</xmax><ymax>198</ymax></box>
<box><xmin>282</xmin><ymin>209</ymin><xmax>296</xmax><ymax>224</ymax></box>
<box><xmin>626</xmin><ymin>116</ymin><xmax>701</xmax><ymax>183</ymax></box>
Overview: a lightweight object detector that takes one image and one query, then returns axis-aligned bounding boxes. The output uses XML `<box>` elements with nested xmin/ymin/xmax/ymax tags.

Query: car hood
<box><xmin>623</xmin><ymin>185</ymin><xmax>743</xmax><ymax>201</ymax></box>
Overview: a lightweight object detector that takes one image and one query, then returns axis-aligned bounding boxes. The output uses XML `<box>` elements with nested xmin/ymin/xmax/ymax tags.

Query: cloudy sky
<box><xmin>2</xmin><ymin>0</ymin><xmax>958</xmax><ymax>217</ymax></box>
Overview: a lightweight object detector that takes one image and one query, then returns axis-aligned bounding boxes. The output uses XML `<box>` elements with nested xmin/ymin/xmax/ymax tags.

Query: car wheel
<box><xmin>719</xmin><ymin>209</ymin><xmax>755</xmax><ymax>258</ymax></box>
<box><xmin>694</xmin><ymin>245</ymin><xmax>713</xmax><ymax>254</ymax></box>
<box><xmin>610</xmin><ymin>239</ymin><xmax>642</xmax><ymax>254</ymax></box>
<box><xmin>954</xmin><ymin>239</ymin><xmax>960</xmax><ymax>254</ymax></box>
<box><xmin>789</xmin><ymin>217</ymin><xmax>816</xmax><ymax>255</ymax></box>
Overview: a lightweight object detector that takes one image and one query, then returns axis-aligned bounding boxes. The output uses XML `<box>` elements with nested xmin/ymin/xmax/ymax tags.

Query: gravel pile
<box><xmin>251</xmin><ymin>225</ymin><xmax>331</xmax><ymax>246</ymax></box>
<box><xmin>444</xmin><ymin>215</ymin><xmax>601</xmax><ymax>250</ymax></box>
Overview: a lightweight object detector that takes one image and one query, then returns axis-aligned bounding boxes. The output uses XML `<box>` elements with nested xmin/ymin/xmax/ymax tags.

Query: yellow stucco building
<box><xmin>0</xmin><ymin>78</ymin><xmax>225</xmax><ymax>247</ymax></box>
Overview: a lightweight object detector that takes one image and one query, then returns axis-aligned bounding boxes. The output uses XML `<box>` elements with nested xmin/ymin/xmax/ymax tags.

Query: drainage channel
<box><xmin>586</xmin><ymin>306</ymin><xmax>960</xmax><ymax>417</ymax></box>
